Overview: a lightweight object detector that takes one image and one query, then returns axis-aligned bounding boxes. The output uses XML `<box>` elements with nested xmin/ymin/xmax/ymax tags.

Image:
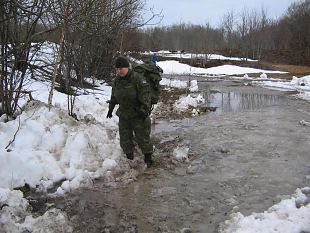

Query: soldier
<box><xmin>107</xmin><ymin>56</ymin><xmax>153</xmax><ymax>168</ymax></box>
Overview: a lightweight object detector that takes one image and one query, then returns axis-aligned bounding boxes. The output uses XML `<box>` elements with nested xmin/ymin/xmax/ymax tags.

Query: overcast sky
<box><xmin>144</xmin><ymin>0</ymin><xmax>297</xmax><ymax>27</ymax></box>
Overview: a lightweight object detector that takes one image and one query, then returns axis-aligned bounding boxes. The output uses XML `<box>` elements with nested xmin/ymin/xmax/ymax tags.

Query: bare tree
<box><xmin>236</xmin><ymin>8</ymin><xmax>250</xmax><ymax>60</ymax></box>
<box><xmin>286</xmin><ymin>0</ymin><xmax>310</xmax><ymax>50</ymax></box>
<box><xmin>61</xmin><ymin>0</ymin><xmax>149</xmax><ymax>84</ymax></box>
<box><xmin>44</xmin><ymin>0</ymin><xmax>160</xmax><ymax>116</ymax></box>
<box><xmin>48</xmin><ymin>0</ymin><xmax>72</xmax><ymax>110</ymax></box>
<box><xmin>0</xmin><ymin>0</ymin><xmax>47</xmax><ymax>118</ymax></box>
<box><xmin>221</xmin><ymin>10</ymin><xmax>237</xmax><ymax>55</ymax></box>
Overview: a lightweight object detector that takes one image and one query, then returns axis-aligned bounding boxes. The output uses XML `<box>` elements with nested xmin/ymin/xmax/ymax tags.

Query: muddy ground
<box><xmin>46</xmin><ymin>76</ymin><xmax>310</xmax><ymax>233</ymax></box>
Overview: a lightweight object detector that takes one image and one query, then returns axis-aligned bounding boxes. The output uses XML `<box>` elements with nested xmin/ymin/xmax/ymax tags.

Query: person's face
<box><xmin>116</xmin><ymin>67</ymin><xmax>129</xmax><ymax>77</ymax></box>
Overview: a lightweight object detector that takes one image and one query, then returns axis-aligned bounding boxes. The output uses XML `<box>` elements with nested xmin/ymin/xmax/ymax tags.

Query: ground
<box><xmin>41</xmin><ymin>76</ymin><xmax>310</xmax><ymax>233</ymax></box>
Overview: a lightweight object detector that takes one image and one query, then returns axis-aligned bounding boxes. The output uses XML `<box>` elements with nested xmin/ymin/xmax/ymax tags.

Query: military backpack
<box><xmin>133</xmin><ymin>62</ymin><xmax>163</xmax><ymax>104</ymax></box>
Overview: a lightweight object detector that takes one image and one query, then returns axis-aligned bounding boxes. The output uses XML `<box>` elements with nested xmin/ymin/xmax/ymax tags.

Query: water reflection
<box><xmin>153</xmin><ymin>91</ymin><xmax>284</xmax><ymax>133</ymax></box>
<box><xmin>206</xmin><ymin>91</ymin><xmax>283</xmax><ymax>114</ymax></box>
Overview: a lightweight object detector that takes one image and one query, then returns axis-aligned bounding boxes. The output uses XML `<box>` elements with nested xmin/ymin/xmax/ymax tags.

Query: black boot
<box><xmin>144</xmin><ymin>153</ymin><xmax>153</xmax><ymax>168</ymax></box>
<box><xmin>126</xmin><ymin>153</ymin><xmax>134</xmax><ymax>160</ymax></box>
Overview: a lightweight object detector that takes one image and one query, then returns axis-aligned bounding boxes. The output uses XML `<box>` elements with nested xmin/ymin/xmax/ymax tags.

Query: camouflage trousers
<box><xmin>119</xmin><ymin>116</ymin><xmax>153</xmax><ymax>155</ymax></box>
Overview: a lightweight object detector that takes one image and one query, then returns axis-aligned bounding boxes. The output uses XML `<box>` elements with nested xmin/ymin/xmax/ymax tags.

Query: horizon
<box><xmin>144</xmin><ymin>0</ymin><xmax>297</xmax><ymax>27</ymax></box>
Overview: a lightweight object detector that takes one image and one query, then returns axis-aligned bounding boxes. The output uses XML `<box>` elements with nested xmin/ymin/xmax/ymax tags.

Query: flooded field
<box><xmin>52</xmin><ymin>77</ymin><xmax>310</xmax><ymax>233</ymax></box>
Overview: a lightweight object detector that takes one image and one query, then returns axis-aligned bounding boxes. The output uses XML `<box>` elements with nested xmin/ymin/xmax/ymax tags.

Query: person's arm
<box><xmin>109</xmin><ymin>84</ymin><xmax>117</xmax><ymax>111</ymax></box>
<box><xmin>107</xmin><ymin>82</ymin><xmax>117</xmax><ymax>118</ymax></box>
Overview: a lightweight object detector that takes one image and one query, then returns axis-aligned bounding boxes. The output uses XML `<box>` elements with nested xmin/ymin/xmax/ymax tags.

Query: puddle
<box><xmin>153</xmin><ymin>90</ymin><xmax>284</xmax><ymax>134</ymax></box>
<box><xmin>206</xmin><ymin>91</ymin><xmax>284</xmax><ymax>115</ymax></box>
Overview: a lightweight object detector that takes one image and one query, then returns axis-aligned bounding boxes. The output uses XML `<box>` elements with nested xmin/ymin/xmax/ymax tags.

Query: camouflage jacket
<box><xmin>108</xmin><ymin>69</ymin><xmax>151</xmax><ymax>119</ymax></box>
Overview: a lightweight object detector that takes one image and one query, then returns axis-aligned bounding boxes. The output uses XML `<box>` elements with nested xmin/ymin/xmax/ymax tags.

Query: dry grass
<box><xmin>234</xmin><ymin>62</ymin><xmax>310</xmax><ymax>80</ymax></box>
<box><xmin>270</xmin><ymin>64</ymin><xmax>310</xmax><ymax>74</ymax></box>
<box><xmin>244</xmin><ymin>72</ymin><xmax>293</xmax><ymax>80</ymax></box>
<box><xmin>261</xmin><ymin>63</ymin><xmax>310</xmax><ymax>75</ymax></box>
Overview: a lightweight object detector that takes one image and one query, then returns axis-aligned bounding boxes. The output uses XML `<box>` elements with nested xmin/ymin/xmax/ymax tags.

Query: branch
<box><xmin>5</xmin><ymin>116</ymin><xmax>21</xmax><ymax>150</ymax></box>
<box><xmin>11</xmin><ymin>0</ymin><xmax>43</xmax><ymax>17</ymax></box>
<box><xmin>137</xmin><ymin>7</ymin><xmax>164</xmax><ymax>27</ymax></box>
<box><xmin>31</xmin><ymin>26</ymin><xmax>60</xmax><ymax>38</ymax></box>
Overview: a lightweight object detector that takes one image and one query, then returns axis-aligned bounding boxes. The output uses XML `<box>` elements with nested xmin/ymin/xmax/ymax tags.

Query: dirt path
<box><xmin>53</xmin><ymin>78</ymin><xmax>310</xmax><ymax>233</ymax></box>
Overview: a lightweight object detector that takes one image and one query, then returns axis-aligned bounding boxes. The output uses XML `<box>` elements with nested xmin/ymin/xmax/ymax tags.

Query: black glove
<box><xmin>106</xmin><ymin>109</ymin><xmax>113</xmax><ymax>118</ymax></box>
<box><xmin>143</xmin><ymin>115</ymin><xmax>150</xmax><ymax>124</ymax></box>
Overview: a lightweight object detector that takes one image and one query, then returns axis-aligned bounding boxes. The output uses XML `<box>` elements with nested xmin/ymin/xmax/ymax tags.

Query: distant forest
<box><xmin>123</xmin><ymin>0</ymin><xmax>310</xmax><ymax>65</ymax></box>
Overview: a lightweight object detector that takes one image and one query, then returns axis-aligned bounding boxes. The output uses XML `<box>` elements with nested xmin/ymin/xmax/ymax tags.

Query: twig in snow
<box><xmin>5</xmin><ymin>116</ymin><xmax>21</xmax><ymax>150</ymax></box>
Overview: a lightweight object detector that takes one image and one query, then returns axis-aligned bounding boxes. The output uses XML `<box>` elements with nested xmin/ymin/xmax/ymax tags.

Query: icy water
<box><xmin>153</xmin><ymin>85</ymin><xmax>286</xmax><ymax>134</ymax></box>
<box><xmin>55</xmin><ymin>79</ymin><xmax>310</xmax><ymax>233</ymax></box>
<box><xmin>206</xmin><ymin>90</ymin><xmax>283</xmax><ymax>114</ymax></box>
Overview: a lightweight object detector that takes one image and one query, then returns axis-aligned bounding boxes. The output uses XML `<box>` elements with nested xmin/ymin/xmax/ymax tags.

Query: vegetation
<box><xmin>0</xmin><ymin>0</ymin><xmax>158</xmax><ymax>117</ymax></box>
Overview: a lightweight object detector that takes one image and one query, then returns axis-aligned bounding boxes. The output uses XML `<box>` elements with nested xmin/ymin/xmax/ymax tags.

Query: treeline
<box><xmin>124</xmin><ymin>0</ymin><xmax>310</xmax><ymax>65</ymax></box>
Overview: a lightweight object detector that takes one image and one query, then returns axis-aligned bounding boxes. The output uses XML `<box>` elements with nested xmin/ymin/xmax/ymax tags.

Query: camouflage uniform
<box><xmin>108</xmin><ymin>69</ymin><xmax>153</xmax><ymax>155</ymax></box>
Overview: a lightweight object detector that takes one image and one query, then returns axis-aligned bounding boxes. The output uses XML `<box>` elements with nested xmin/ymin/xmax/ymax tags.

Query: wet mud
<box><xmin>52</xmin><ymin>77</ymin><xmax>310</xmax><ymax>233</ymax></box>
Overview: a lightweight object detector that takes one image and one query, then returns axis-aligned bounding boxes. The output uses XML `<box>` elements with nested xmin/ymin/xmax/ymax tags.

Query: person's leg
<box><xmin>133</xmin><ymin>117</ymin><xmax>153</xmax><ymax>167</ymax></box>
<box><xmin>119</xmin><ymin>118</ymin><xmax>134</xmax><ymax>160</ymax></box>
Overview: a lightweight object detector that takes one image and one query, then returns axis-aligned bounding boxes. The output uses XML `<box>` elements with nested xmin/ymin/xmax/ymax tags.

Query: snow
<box><xmin>299</xmin><ymin>120</ymin><xmax>310</xmax><ymax>127</ymax></box>
<box><xmin>173</xmin><ymin>146</ymin><xmax>189</xmax><ymax>161</ymax></box>
<box><xmin>0</xmin><ymin>188</ymin><xmax>73</xmax><ymax>232</ymax></box>
<box><xmin>255</xmin><ymin>75</ymin><xmax>310</xmax><ymax>101</ymax></box>
<box><xmin>189</xmin><ymin>80</ymin><xmax>199</xmax><ymax>92</ymax></box>
<box><xmin>157</xmin><ymin>60</ymin><xmax>287</xmax><ymax>76</ymax></box>
<box><xmin>160</xmin><ymin>77</ymin><xmax>203</xmax><ymax>115</ymax></box>
<box><xmin>220</xmin><ymin>188</ymin><xmax>310</xmax><ymax>233</ymax></box>
<box><xmin>260</xmin><ymin>73</ymin><xmax>268</xmax><ymax>79</ymax></box>
<box><xmin>175</xmin><ymin>94</ymin><xmax>205</xmax><ymax>110</ymax></box>
<box><xmin>159</xmin><ymin>78</ymin><xmax>199</xmax><ymax>92</ymax></box>
<box><xmin>160</xmin><ymin>77</ymin><xmax>188</xmax><ymax>89</ymax></box>
<box><xmin>0</xmin><ymin>99</ymin><xmax>122</xmax><ymax>192</ymax></box>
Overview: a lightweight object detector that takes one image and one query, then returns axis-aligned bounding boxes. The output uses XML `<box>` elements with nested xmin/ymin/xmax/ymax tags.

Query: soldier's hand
<box><xmin>106</xmin><ymin>109</ymin><xmax>113</xmax><ymax>118</ymax></box>
<box><xmin>142</xmin><ymin>115</ymin><xmax>150</xmax><ymax>122</ymax></box>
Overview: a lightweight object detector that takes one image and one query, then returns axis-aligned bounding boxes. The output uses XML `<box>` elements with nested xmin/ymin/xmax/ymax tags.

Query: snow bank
<box><xmin>0</xmin><ymin>76</ymin><xmax>124</xmax><ymax>231</ymax></box>
<box><xmin>157</xmin><ymin>60</ymin><xmax>287</xmax><ymax>76</ymax></box>
<box><xmin>220</xmin><ymin>188</ymin><xmax>310</xmax><ymax>233</ymax></box>
<box><xmin>0</xmin><ymin>100</ymin><xmax>122</xmax><ymax>193</ymax></box>
<box><xmin>0</xmin><ymin>42</ymin><xmax>121</xmax><ymax>193</ymax></box>
<box><xmin>291</xmin><ymin>75</ymin><xmax>310</xmax><ymax>86</ymax></box>
<box><xmin>257</xmin><ymin>75</ymin><xmax>310</xmax><ymax>101</ymax></box>
<box><xmin>0</xmin><ymin>188</ymin><xmax>73</xmax><ymax>232</ymax></box>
